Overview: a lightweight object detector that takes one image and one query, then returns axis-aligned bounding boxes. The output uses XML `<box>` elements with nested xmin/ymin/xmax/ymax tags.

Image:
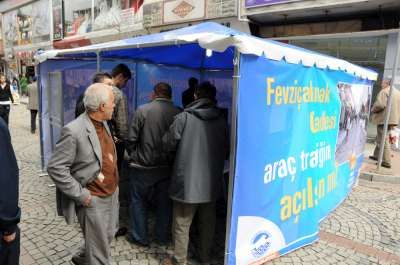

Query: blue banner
<box><xmin>228</xmin><ymin>54</ymin><xmax>372</xmax><ymax>264</ymax></box>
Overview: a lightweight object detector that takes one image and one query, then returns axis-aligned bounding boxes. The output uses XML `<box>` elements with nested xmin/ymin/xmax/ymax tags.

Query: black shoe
<box><xmin>369</xmin><ymin>156</ymin><xmax>377</xmax><ymax>161</ymax></box>
<box><xmin>71</xmin><ymin>255</ymin><xmax>85</xmax><ymax>265</ymax></box>
<box><xmin>125</xmin><ymin>235</ymin><xmax>149</xmax><ymax>247</ymax></box>
<box><xmin>154</xmin><ymin>239</ymin><xmax>171</xmax><ymax>247</ymax></box>
<box><xmin>115</xmin><ymin>227</ymin><xmax>127</xmax><ymax>238</ymax></box>
<box><xmin>381</xmin><ymin>162</ymin><xmax>391</xmax><ymax>168</ymax></box>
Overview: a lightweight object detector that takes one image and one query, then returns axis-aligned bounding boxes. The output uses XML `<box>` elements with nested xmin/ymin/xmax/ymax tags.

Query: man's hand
<box><xmin>113</xmin><ymin>136</ymin><xmax>121</xmax><ymax>144</ymax></box>
<box><xmin>3</xmin><ymin>232</ymin><xmax>16</xmax><ymax>243</ymax></box>
<box><xmin>83</xmin><ymin>194</ymin><xmax>92</xmax><ymax>207</ymax></box>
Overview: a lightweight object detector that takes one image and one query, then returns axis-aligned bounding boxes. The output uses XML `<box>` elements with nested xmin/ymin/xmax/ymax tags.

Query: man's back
<box><xmin>372</xmin><ymin>87</ymin><xmax>400</xmax><ymax>126</ymax></box>
<box><xmin>27</xmin><ymin>82</ymin><xmax>38</xmax><ymax>110</ymax></box>
<box><xmin>165</xmin><ymin>98</ymin><xmax>228</xmax><ymax>203</ymax></box>
<box><xmin>128</xmin><ymin>98</ymin><xmax>181</xmax><ymax>167</ymax></box>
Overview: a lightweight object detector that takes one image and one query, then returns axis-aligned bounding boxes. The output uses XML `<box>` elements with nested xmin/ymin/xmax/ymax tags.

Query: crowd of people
<box><xmin>42</xmin><ymin>63</ymin><xmax>229</xmax><ymax>265</ymax></box>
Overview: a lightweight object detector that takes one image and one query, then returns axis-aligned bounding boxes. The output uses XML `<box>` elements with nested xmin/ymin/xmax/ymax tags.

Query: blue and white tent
<box><xmin>38</xmin><ymin>22</ymin><xmax>377</xmax><ymax>265</ymax></box>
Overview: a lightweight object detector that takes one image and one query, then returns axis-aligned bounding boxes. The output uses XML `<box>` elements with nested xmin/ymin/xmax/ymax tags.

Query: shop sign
<box><xmin>92</xmin><ymin>0</ymin><xmax>144</xmax><ymax>33</ymax></box>
<box><xmin>3</xmin><ymin>10</ymin><xmax>19</xmax><ymax>48</ymax></box>
<box><xmin>163</xmin><ymin>0</ymin><xmax>205</xmax><ymax>24</ymax></box>
<box><xmin>63</xmin><ymin>0</ymin><xmax>93</xmax><ymax>37</ymax></box>
<box><xmin>53</xmin><ymin>0</ymin><xmax>64</xmax><ymax>40</ymax></box>
<box><xmin>17</xmin><ymin>4</ymin><xmax>33</xmax><ymax>45</ymax></box>
<box><xmin>143</xmin><ymin>2</ymin><xmax>163</xmax><ymax>28</ymax></box>
<box><xmin>206</xmin><ymin>0</ymin><xmax>236</xmax><ymax>19</ymax></box>
<box><xmin>32</xmin><ymin>0</ymin><xmax>51</xmax><ymax>43</ymax></box>
<box><xmin>245</xmin><ymin>0</ymin><xmax>301</xmax><ymax>8</ymax></box>
<box><xmin>144</xmin><ymin>0</ymin><xmax>235</xmax><ymax>28</ymax></box>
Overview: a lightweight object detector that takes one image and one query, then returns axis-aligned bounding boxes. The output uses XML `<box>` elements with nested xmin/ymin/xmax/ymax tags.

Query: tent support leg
<box><xmin>224</xmin><ymin>49</ymin><xmax>240</xmax><ymax>265</ymax></box>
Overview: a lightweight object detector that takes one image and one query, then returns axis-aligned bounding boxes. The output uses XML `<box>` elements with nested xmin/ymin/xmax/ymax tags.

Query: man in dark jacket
<box><xmin>126</xmin><ymin>82</ymin><xmax>181</xmax><ymax>246</ymax></box>
<box><xmin>0</xmin><ymin>117</ymin><xmax>21</xmax><ymax>265</ymax></box>
<box><xmin>181</xmin><ymin>77</ymin><xmax>198</xmax><ymax>108</ymax></box>
<box><xmin>110</xmin><ymin>64</ymin><xmax>131</xmax><ymax>172</ymax></box>
<box><xmin>162</xmin><ymin>81</ymin><xmax>228</xmax><ymax>265</ymax></box>
<box><xmin>0</xmin><ymin>74</ymin><xmax>14</xmax><ymax>125</ymax></box>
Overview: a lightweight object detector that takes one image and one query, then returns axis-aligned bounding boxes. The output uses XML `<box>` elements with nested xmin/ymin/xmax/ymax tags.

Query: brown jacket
<box><xmin>371</xmin><ymin>87</ymin><xmax>400</xmax><ymax>126</ymax></box>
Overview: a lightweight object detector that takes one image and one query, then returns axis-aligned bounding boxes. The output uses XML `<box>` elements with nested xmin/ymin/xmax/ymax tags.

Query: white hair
<box><xmin>83</xmin><ymin>83</ymin><xmax>112</xmax><ymax>113</ymax></box>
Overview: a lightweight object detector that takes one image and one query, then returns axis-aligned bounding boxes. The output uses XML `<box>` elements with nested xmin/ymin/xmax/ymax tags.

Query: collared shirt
<box><xmin>86</xmin><ymin>119</ymin><xmax>118</xmax><ymax>197</ymax></box>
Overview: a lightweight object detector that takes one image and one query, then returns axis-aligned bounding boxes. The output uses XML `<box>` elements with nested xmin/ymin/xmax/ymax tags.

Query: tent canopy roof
<box><xmin>37</xmin><ymin>22</ymin><xmax>377</xmax><ymax>80</ymax></box>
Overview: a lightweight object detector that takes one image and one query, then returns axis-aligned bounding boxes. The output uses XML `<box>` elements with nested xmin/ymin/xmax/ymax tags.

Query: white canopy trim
<box><xmin>37</xmin><ymin>28</ymin><xmax>378</xmax><ymax>81</ymax></box>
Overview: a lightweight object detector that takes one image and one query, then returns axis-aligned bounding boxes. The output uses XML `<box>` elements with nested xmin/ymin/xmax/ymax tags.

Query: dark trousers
<box><xmin>373</xmin><ymin>125</ymin><xmax>392</xmax><ymax>165</ymax></box>
<box><xmin>30</xmin><ymin>109</ymin><xmax>38</xmax><ymax>133</ymax></box>
<box><xmin>115</xmin><ymin>142</ymin><xmax>125</xmax><ymax>173</ymax></box>
<box><xmin>0</xmin><ymin>228</ymin><xmax>20</xmax><ymax>265</ymax></box>
<box><xmin>0</xmin><ymin>105</ymin><xmax>10</xmax><ymax>125</ymax></box>
<box><xmin>128</xmin><ymin>167</ymin><xmax>171</xmax><ymax>244</ymax></box>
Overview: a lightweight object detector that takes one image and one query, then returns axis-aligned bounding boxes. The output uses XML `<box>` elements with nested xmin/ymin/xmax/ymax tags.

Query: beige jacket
<box><xmin>27</xmin><ymin>82</ymin><xmax>38</xmax><ymax>110</ymax></box>
<box><xmin>371</xmin><ymin>87</ymin><xmax>400</xmax><ymax>126</ymax></box>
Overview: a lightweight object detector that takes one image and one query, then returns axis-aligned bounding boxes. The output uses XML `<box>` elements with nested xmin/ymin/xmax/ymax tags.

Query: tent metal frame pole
<box><xmin>96</xmin><ymin>50</ymin><xmax>101</xmax><ymax>72</ymax></box>
<box><xmin>37</xmin><ymin>65</ymin><xmax>45</xmax><ymax>170</ymax></box>
<box><xmin>377</xmin><ymin>30</ymin><xmax>400</xmax><ymax>170</ymax></box>
<box><xmin>224</xmin><ymin>48</ymin><xmax>240</xmax><ymax>265</ymax></box>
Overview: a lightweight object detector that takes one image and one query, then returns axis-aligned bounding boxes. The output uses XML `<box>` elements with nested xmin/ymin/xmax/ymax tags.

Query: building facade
<box><xmin>240</xmin><ymin>0</ymin><xmax>400</xmax><ymax>84</ymax></box>
<box><xmin>0</xmin><ymin>0</ymin><xmax>248</xmax><ymax>78</ymax></box>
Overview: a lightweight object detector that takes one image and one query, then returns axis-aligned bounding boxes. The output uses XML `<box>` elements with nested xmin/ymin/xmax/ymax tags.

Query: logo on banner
<box><xmin>250</xmin><ymin>231</ymin><xmax>271</xmax><ymax>258</ymax></box>
<box><xmin>235</xmin><ymin>216</ymin><xmax>285</xmax><ymax>265</ymax></box>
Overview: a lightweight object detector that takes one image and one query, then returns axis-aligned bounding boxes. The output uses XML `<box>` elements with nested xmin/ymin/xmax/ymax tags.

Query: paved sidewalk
<box><xmin>8</xmin><ymin>104</ymin><xmax>400</xmax><ymax>265</ymax></box>
<box><xmin>360</xmin><ymin>142</ymin><xmax>400</xmax><ymax>184</ymax></box>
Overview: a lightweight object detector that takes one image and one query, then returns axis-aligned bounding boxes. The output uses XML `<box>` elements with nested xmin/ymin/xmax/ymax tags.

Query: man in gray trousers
<box><xmin>47</xmin><ymin>83</ymin><xmax>118</xmax><ymax>265</ymax></box>
<box><xmin>162</xmin><ymin>82</ymin><xmax>229</xmax><ymax>265</ymax></box>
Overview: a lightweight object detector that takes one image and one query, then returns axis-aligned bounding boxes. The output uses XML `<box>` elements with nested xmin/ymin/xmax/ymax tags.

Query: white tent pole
<box><xmin>377</xmin><ymin>30</ymin><xmax>400</xmax><ymax>170</ymax></box>
<box><xmin>224</xmin><ymin>48</ymin><xmax>240</xmax><ymax>265</ymax></box>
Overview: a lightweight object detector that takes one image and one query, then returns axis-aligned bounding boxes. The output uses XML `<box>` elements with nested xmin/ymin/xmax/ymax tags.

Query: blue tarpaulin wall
<box><xmin>39</xmin><ymin>58</ymin><xmax>233</xmax><ymax>167</ymax></box>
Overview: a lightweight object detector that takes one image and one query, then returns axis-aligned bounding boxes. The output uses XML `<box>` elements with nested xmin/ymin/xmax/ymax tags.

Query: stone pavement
<box><xmin>360</xmin><ymin>142</ymin><xmax>400</xmax><ymax>184</ymax></box>
<box><xmin>8</xmin><ymin>103</ymin><xmax>400</xmax><ymax>265</ymax></box>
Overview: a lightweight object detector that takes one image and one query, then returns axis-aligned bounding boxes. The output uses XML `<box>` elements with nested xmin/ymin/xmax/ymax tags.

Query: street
<box><xmin>8</xmin><ymin>103</ymin><xmax>400</xmax><ymax>265</ymax></box>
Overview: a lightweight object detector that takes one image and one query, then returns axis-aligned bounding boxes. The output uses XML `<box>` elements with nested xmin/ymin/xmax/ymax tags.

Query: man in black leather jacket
<box><xmin>126</xmin><ymin>82</ymin><xmax>181</xmax><ymax>246</ymax></box>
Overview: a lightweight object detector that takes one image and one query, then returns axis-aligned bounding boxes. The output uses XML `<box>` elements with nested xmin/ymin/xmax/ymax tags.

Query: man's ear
<box><xmin>99</xmin><ymin>103</ymin><xmax>106</xmax><ymax>112</ymax></box>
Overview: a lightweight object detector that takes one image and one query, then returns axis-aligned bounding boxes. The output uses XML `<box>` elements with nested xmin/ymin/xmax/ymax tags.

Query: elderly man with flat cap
<box><xmin>47</xmin><ymin>83</ymin><xmax>118</xmax><ymax>265</ymax></box>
